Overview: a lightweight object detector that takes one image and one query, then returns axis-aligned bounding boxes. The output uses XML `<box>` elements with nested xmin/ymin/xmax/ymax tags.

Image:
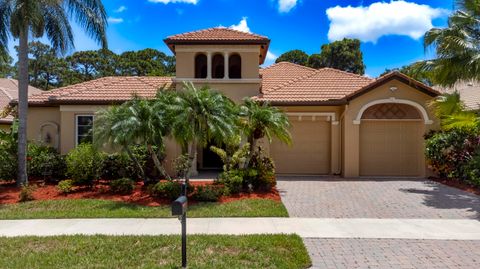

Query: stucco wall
<box><xmin>0</xmin><ymin>123</ymin><xmax>10</xmax><ymax>132</ymax></box>
<box><xmin>342</xmin><ymin>79</ymin><xmax>438</xmax><ymax>178</ymax></box>
<box><xmin>175</xmin><ymin>44</ymin><xmax>260</xmax><ymax>79</ymax></box>
<box><xmin>27</xmin><ymin>107</ymin><xmax>61</xmax><ymax>149</ymax></box>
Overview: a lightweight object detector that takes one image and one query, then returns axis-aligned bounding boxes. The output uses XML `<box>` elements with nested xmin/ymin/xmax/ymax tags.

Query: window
<box><xmin>76</xmin><ymin>115</ymin><xmax>94</xmax><ymax>145</ymax></box>
<box><xmin>229</xmin><ymin>54</ymin><xmax>242</xmax><ymax>79</ymax></box>
<box><xmin>212</xmin><ymin>54</ymin><xmax>224</xmax><ymax>78</ymax></box>
<box><xmin>194</xmin><ymin>54</ymin><xmax>207</xmax><ymax>78</ymax></box>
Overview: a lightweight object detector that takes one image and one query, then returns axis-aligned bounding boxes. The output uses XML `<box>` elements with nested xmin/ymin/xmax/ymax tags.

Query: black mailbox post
<box><xmin>172</xmin><ymin>183</ymin><xmax>188</xmax><ymax>268</ymax></box>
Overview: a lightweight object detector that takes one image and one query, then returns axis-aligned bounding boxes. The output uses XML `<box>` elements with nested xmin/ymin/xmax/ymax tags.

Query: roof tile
<box><xmin>1</xmin><ymin>79</ymin><xmax>42</xmax><ymax>123</ymax></box>
<box><xmin>258</xmin><ymin>63</ymin><xmax>373</xmax><ymax>103</ymax></box>
<box><xmin>26</xmin><ymin>76</ymin><xmax>173</xmax><ymax>105</ymax></box>
<box><xmin>165</xmin><ymin>27</ymin><xmax>269</xmax><ymax>42</ymax></box>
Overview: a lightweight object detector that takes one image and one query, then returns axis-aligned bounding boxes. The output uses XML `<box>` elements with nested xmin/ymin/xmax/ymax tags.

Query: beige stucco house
<box><xmin>15</xmin><ymin>27</ymin><xmax>440</xmax><ymax>178</ymax></box>
<box><xmin>0</xmin><ymin>78</ymin><xmax>42</xmax><ymax>131</ymax></box>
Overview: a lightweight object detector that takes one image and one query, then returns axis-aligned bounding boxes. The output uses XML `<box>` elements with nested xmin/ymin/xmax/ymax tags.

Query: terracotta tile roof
<box><xmin>258</xmin><ymin>63</ymin><xmax>373</xmax><ymax>104</ymax></box>
<box><xmin>260</xmin><ymin>62</ymin><xmax>317</xmax><ymax>93</ymax></box>
<box><xmin>164</xmin><ymin>27</ymin><xmax>269</xmax><ymax>43</ymax></box>
<box><xmin>346</xmin><ymin>71</ymin><xmax>440</xmax><ymax>101</ymax></box>
<box><xmin>436</xmin><ymin>81</ymin><xmax>480</xmax><ymax>111</ymax></box>
<box><xmin>165</xmin><ymin>27</ymin><xmax>270</xmax><ymax>64</ymax></box>
<box><xmin>0</xmin><ymin>79</ymin><xmax>42</xmax><ymax>123</ymax></box>
<box><xmin>24</xmin><ymin>76</ymin><xmax>173</xmax><ymax>106</ymax></box>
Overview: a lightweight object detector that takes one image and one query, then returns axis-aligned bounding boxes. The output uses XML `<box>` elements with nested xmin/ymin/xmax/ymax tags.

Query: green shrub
<box><xmin>110</xmin><ymin>178</ymin><xmax>135</xmax><ymax>194</ymax></box>
<box><xmin>18</xmin><ymin>184</ymin><xmax>35</xmax><ymax>202</ymax></box>
<box><xmin>464</xmin><ymin>151</ymin><xmax>480</xmax><ymax>186</ymax></box>
<box><xmin>102</xmin><ymin>153</ymin><xmax>144</xmax><ymax>180</ymax></box>
<box><xmin>27</xmin><ymin>143</ymin><xmax>66</xmax><ymax>180</ymax></box>
<box><xmin>192</xmin><ymin>185</ymin><xmax>224</xmax><ymax>202</ymax></box>
<box><xmin>249</xmin><ymin>148</ymin><xmax>277</xmax><ymax>190</ymax></box>
<box><xmin>149</xmin><ymin>180</ymin><xmax>182</xmax><ymax>200</ymax></box>
<box><xmin>425</xmin><ymin>130</ymin><xmax>479</xmax><ymax>180</ymax></box>
<box><xmin>66</xmin><ymin>143</ymin><xmax>104</xmax><ymax>186</ymax></box>
<box><xmin>0</xmin><ymin>123</ymin><xmax>17</xmax><ymax>181</ymax></box>
<box><xmin>218</xmin><ymin>170</ymin><xmax>243</xmax><ymax>194</ymax></box>
<box><xmin>57</xmin><ymin>180</ymin><xmax>74</xmax><ymax>194</ymax></box>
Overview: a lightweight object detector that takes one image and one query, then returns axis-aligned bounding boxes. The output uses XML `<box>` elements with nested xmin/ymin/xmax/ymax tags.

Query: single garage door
<box><xmin>270</xmin><ymin>119</ymin><xmax>330</xmax><ymax>174</ymax></box>
<box><xmin>359</xmin><ymin>102</ymin><xmax>424</xmax><ymax>176</ymax></box>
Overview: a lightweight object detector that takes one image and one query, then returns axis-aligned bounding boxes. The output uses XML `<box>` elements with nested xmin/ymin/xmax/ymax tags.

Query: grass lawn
<box><xmin>0</xmin><ymin>198</ymin><xmax>289</xmax><ymax>219</ymax></box>
<box><xmin>0</xmin><ymin>234</ymin><xmax>311</xmax><ymax>269</ymax></box>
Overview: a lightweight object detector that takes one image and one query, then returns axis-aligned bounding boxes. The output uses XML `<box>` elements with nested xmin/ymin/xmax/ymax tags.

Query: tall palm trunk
<box><xmin>17</xmin><ymin>27</ymin><xmax>29</xmax><ymax>186</ymax></box>
<box><xmin>125</xmin><ymin>146</ymin><xmax>145</xmax><ymax>180</ymax></box>
<box><xmin>245</xmin><ymin>136</ymin><xmax>257</xmax><ymax>169</ymax></box>
<box><xmin>146</xmin><ymin>144</ymin><xmax>171</xmax><ymax>181</ymax></box>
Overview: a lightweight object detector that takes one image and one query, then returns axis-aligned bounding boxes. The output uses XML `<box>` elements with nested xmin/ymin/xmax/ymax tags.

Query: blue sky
<box><xmin>10</xmin><ymin>0</ymin><xmax>453</xmax><ymax>77</ymax></box>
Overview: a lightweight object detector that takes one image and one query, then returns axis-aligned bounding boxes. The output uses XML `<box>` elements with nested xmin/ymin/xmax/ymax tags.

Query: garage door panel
<box><xmin>271</xmin><ymin>120</ymin><xmax>330</xmax><ymax>174</ymax></box>
<box><xmin>360</xmin><ymin>121</ymin><xmax>422</xmax><ymax>177</ymax></box>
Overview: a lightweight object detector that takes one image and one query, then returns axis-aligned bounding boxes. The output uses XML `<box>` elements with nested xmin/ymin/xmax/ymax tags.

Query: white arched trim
<box><xmin>353</xmin><ymin>97</ymin><xmax>434</xmax><ymax>125</ymax></box>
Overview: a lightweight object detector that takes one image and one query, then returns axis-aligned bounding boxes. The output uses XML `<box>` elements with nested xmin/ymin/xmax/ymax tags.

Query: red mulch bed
<box><xmin>0</xmin><ymin>180</ymin><xmax>280</xmax><ymax>206</ymax></box>
<box><xmin>428</xmin><ymin>177</ymin><xmax>480</xmax><ymax>196</ymax></box>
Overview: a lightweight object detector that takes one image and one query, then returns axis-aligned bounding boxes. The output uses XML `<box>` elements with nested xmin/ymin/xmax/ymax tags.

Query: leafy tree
<box><xmin>239</xmin><ymin>98</ymin><xmax>292</xmax><ymax>166</ymax></box>
<box><xmin>66</xmin><ymin>49</ymin><xmax>116</xmax><ymax>81</ymax></box>
<box><xmin>94</xmin><ymin>105</ymin><xmax>146</xmax><ymax>179</ymax></box>
<box><xmin>15</xmin><ymin>41</ymin><xmax>66</xmax><ymax>90</ymax></box>
<box><xmin>118</xmin><ymin>49</ymin><xmax>175</xmax><ymax>76</ymax></box>
<box><xmin>0</xmin><ymin>54</ymin><xmax>14</xmax><ymax>78</ymax></box>
<box><xmin>380</xmin><ymin>62</ymin><xmax>435</xmax><ymax>85</ymax></box>
<box><xmin>94</xmin><ymin>95</ymin><xmax>172</xmax><ymax>181</ymax></box>
<box><xmin>310</xmin><ymin>38</ymin><xmax>365</xmax><ymax>75</ymax></box>
<box><xmin>423</xmin><ymin>0</ymin><xmax>480</xmax><ymax>86</ymax></box>
<box><xmin>275</xmin><ymin>50</ymin><xmax>309</xmax><ymax>65</ymax></box>
<box><xmin>167</xmin><ymin>82</ymin><xmax>238</xmax><ymax>181</ymax></box>
<box><xmin>306</xmin><ymin>54</ymin><xmax>322</xmax><ymax>69</ymax></box>
<box><xmin>0</xmin><ymin>0</ymin><xmax>107</xmax><ymax>186</ymax></box>
<box><xmin>428</xmin><ymin>92</ymin><xmax>479</xmax><ymax>131</ymax></box>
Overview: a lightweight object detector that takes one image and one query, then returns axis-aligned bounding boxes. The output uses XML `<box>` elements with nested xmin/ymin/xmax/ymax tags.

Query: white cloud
<box><xmin>229</xmin><ymin>17</ymin><xmax>250</xmax><ymax>33</ymax></box>
<box><xmin>266</xmin><ymin>51</ymin><xmax>277</xmax><ymax>61</ymax></box>
<box><xmin>108</xmin><ymin>17</ymin><xmax>124</xmax><ymax>24</ymax></box>
<box><xmin>114</xmin><ymin>5</ymin><xmax>127</xmax><ymax>13</ymax></box>
<box><xmin>278</xmin><ymin>0</ymin><xmax>298</xmax><ymax>13</ymax></box>
<box><xmin>148</xmin><ymin>0</ymin><xmax>198</xmax><ymax>4</ymax></box>
<box><xmin>326</xmin><ymin>1</ymin><xmax>447</xmax><ymax>43</ymax></box>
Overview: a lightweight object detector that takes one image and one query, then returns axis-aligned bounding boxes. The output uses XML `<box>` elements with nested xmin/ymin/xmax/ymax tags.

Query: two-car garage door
<box><xmin>270</xmin><ymin>119</ymin><xmax>330</xmax><ymax>174</ymax></box>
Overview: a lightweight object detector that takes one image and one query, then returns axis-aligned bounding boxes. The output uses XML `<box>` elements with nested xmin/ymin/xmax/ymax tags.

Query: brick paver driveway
<box><xmin>277</xmin><ymin>177</ymin><xmax>480</xmax><ymax>268</ymax></box>
<box><xmin>277</xmin><ymin>177</ymin><xmax>480</xmax><ymax>219</ymax></box>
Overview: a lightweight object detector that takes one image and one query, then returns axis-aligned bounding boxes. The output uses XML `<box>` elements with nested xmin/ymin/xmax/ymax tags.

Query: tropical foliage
<box><xmin>425</xmin><ymin>93</ymin><xmax>480</xmax><ymax>186</ymax></box>
<box><xmin>0</xmin><ymin>0</ymin><xmax>108</xmax><ymax>186</ymax></box>
<box><xmin>421</xmin><ymin>0</ymin><xmax>480</xmax><ymax>86</ymax></box>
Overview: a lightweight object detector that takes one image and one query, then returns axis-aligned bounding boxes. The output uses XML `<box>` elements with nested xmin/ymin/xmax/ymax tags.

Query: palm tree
<box><xmin>240</xmin><ymin>98</ymin><xmax>292</xmax><ymax>165</ymax></box>
<box><xmin>423</xmin><ymin>0</ymin><xmax>480</xmax><ymax>86</ymax></box>
<box><xmin>429</xmin><ymin>92</ymin><xmax>479</xmax><ymax>131</ymax></box>
<box><xmin>0</xmin><ymin>0</ymin><xmax>107</xmax><ymax>186</ymax></box>
<box><xmin>167</xmin><ymin>82</ymin><xmax>237</xmax><ymax>181</ymax></box>
<box><xmin>93</xmin><ymin>105</ymin><xmax>146</xmax><ymax>179</ymax></box>
<box><xmin>94</xmin><ymin>96</ymin><xmax>172</xmax><ymax>180</ymax></box>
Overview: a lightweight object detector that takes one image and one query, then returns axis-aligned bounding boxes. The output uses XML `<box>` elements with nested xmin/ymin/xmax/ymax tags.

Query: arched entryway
<box><xmin>358</xmin><ymin>102</ymin><xmax>426</xmax><ymax>177</ymax></box>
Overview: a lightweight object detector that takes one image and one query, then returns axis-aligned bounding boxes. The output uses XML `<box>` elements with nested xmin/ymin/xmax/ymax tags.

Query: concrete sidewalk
<box><xmin>1</xmin><ymin>218</ymin><xmax>480</xmax><ymax>240</ymax></box>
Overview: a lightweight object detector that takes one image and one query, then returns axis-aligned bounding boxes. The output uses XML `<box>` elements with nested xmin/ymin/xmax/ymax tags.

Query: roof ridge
<box><xmin>166</xmin><ymin>27</ymin><xmax>268</xmax><ymax>40</ymax></box>
<box><xmin>262</xmin><ymin>61</ymin><xmax>316</xmax><ymax>72</ymax></box>
<box><xmin>319</xmin><ymin>67</ymin><xmax>373</xmax><ymax>81</ymax></box>
<box><xmin>0</xmin><ymin>87</ymin><xmax>13</xmax><ymax>100</ymax></box>
<box><xmin>264</xmin><ymin>67</ymin><xmax>322</xmax><ymax>94</ymax></box>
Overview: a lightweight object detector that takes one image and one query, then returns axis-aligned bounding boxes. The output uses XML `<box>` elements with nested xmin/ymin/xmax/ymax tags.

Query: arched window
<box><xmin>212</xmin><ymin>54</ymin><xmax>224</xmax><ymax>79</ymax></box>
<box><xmin>229</xmin><ymin>54</ymin><xmax>242</xmax><ymax>79</ymax></box>
<box><xmin>195</xmin><ymin>54</ymin><xmax>207</xmax><ymax>78</ymax></box>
